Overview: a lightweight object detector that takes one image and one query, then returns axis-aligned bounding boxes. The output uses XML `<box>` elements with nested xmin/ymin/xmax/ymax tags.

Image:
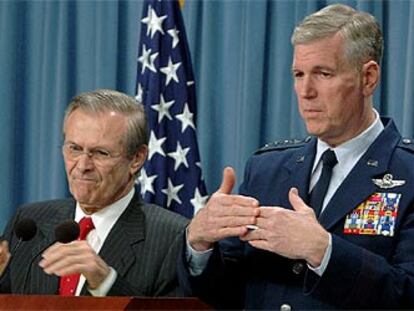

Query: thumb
<box><xmin>217</xmin><ymin>167</ymin><xmax>236</xmax><ymax>194</ymax></box>
<box><xmin>288</xmin><ymin>187</ymin><xmax>310</xmax><ymax>212</ymax></box>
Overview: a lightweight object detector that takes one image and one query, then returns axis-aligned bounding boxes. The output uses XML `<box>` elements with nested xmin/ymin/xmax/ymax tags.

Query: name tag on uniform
<box><xmin>343</xmin><ymin>192</ymin><xmax>400</xmax><ymax>237</ymax></box>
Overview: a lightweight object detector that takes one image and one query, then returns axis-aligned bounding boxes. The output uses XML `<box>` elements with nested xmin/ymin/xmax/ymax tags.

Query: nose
<box><xmin>75</xmin><ymin>153</ymin><xmax>95</xmax><ymax>172</ymax></box>
<box><xmin>297</xmin><ymin>75</ymin><xmax>317</xmax><ymax>99</ymax></box>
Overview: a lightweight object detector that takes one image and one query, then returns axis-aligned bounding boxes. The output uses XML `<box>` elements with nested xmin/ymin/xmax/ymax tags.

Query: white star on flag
<box><xmin>167</xmin><ymin>27</ymin><xmax>180</xmax><ymax>49</ymax></box>
<box><xmin>160</xmin><ymin>57</ymin><xmax>181</xmax><ymax>86</ymax></box>
<box><xmin>190</xmin><ymin>188</ymin><xmax>209</xmax><ymax>215</ymax></box>
<box><xmin>162</xmin><ymin>178</ymin><xmax>184</xmax><ymax>206</ymax></box>
<box><xmin>135</xmin><ymin>83</ymin><xmax>143</xmax><ymax>102</ymax></box>
<box><xmin>141</xmin><ymin>5</ymin><xmax>153</xmax><ymax>35</ymax></box>
<box><xmin>168</xmin><ymin>142</ymin><xmax>190</xmax><ymax>170</ymax></box>
<box><xmin>195</xmin><ymin>162</ymin><xmax>205</xmax><ymax>180</ymax></box>
<box><xmin>138</xmin><ymin>45</ymin><xmax>158</xmax><ymax>74</ymax></box>
<box><xmin>151</xmin><ymin>94</ymin><xmax>174</xmax><ymax>123</ymax></box>
<box><xmin>141</xmin><ymin>5</ymin><xmax>167</xmax><ymax>39</ymax></box>
<box><xmin>148</xmin><ymin>131</ymin><xmax>166</xmax><ymax>160</ymax></box>
<box><xmin>175</xmin><ymin>103</ymin><xmax>195</xmax><ymax>133</ymax></box>
<box><xmin>138</xmin><ymin>168</ymin><xmax>157</xmax><ymax>195</ymax></box>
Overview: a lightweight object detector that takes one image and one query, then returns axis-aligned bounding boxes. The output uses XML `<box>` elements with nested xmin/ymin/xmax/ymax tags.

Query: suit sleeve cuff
<box><xmin>185</xmin><ymin>228</ymin><xmax>213</xmax><ymax>276</ymax></box>
<box><xmin>307</xmin><ymin>233</ymin><xmax>332</xmax><ymax>276</ymax></box>
<box><xmin>88</xmin><ymin>266</ymin><xmax>117</xmax><ymax>296</ymax></box>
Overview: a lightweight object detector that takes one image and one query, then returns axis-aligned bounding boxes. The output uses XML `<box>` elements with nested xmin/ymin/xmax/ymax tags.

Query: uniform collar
<box><xmin>313</xmin><ymin>109</ymin><xmax>384</xmax><ymax>174</ymax></box>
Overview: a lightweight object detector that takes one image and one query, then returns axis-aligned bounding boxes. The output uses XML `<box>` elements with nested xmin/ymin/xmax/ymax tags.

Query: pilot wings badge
<box><xmin>372</xmin><ymin>174</ymin><xmax>405</xmax><ymax>189</ymax></box>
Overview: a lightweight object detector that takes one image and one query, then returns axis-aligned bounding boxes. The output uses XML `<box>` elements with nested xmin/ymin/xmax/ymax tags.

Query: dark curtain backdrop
<box><xmin>1</xmin><ymin>0</ymin><xmax>413</xmax><ymax>230</ymax></box>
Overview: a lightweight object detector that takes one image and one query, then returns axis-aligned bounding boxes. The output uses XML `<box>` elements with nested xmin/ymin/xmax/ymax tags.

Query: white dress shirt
<box><xmin>74</xmin><ymin>187</ymin><xmax>134</xmax><ymax>296</ymax></box>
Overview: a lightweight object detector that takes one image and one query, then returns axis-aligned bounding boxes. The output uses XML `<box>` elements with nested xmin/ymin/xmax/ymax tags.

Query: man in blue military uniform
<box><xmin>179</xmin><ymin>3</ymin><xmax>414</xmax><ymax>309</ymax></box>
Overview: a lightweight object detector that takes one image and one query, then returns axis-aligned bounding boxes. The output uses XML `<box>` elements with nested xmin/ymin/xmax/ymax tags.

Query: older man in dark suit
<box><xmin>0</xmin><ymin>89</ymin><xmax>188</xmax><ymax>296</ymax></box>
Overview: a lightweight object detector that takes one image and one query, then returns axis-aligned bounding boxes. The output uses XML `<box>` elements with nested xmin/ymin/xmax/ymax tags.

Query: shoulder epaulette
<box><xmin>398</xmin><ymin>137</ymin><xmax>414</xmax><ymax>153</ymax></box>
<box><xmin>254</xmin><ymin>136</ymin><xmax>312</xmax><ymax>155</ymax></box>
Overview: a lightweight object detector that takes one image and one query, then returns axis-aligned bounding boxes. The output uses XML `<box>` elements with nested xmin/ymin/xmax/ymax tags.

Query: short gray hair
<box><xmin>291</xmin><ymin>4</ymin><xmax>383</xmax><ymax>68</ymax></box>
<box><xmin>63</xmin><ymin>89</ymin><xmax>148</xmax><ymax>159</ymax></box>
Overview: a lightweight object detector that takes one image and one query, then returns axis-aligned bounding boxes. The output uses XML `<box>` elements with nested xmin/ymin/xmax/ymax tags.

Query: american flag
<box><xmin>135</xmin><ymin>0</ymin><xmax>208</xmax><ymax>218</ymax></box>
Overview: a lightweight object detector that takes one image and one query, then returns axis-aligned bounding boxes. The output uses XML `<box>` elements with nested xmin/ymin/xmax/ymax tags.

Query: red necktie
<box><xmin>59</xmin><ymin>216</ymin><xmax>95</xmax><ymax>296</ymax></box>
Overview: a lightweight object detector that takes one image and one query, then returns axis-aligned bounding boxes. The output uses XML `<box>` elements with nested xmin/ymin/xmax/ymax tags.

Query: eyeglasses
<box><xmin>62</xmin><ymin>143</ymin><xmax>122</xmax><ymax>163</ymax></box>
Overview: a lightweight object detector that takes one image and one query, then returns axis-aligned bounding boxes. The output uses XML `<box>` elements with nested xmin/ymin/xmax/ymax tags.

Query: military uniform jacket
<box><xmin>0</xmin><ymin>191</ymin><xmax>189</xmax><ymax>296</ymax></box>
<box><xmin>179</xmin><ymin>118</ymin><xmax>414</xmax><ymax>309</ymax></box>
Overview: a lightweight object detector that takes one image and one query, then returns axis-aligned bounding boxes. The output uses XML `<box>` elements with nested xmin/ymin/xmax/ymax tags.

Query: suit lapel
<box><xmin>81</xmin><ymin>192</ymin><xmax>145</xmax><ymax>294</ymax></box>
<box><xmin>280</xmin><ymin>138</ymin><xmax>317</xmax><ymax>208</ymax></box>
<box><xmin>319</xmin><ymin>119</ymin><xmax>401</xmax><ymax>230</ymax></box>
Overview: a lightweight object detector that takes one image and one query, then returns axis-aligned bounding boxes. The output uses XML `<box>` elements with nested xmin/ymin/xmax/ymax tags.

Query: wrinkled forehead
<box><xmin>65</xmin><ymin>107</ymin><xmax>126</xmax><ymax>128</ymax></box>
<box><xmin>292</xmin><ymin>34</ymin><xmax>349</xmax><ymax>69</ymax></box>
<box><xmin>64</xmin><ymin>109</ymin><xmax>128</xmax><ymax>145</ymax></box>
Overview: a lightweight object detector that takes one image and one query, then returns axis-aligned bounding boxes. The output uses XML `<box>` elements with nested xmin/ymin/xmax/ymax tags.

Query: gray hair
<box><xmin>63</xmin><ymin>89</ymin><xmax>149</xmax><ymax>159</ymax></box>
<box><xmin>291</xmin><ymin>4</ymin><xmax>383</xmax><ymax>68</ymax></box>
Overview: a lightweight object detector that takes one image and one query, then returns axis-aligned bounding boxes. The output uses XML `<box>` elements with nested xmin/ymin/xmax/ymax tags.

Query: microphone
<box><xmin>54</xmin><ymin>220</ymin><xmax>80</xmax><ymax>243</ymax></box>
<box><xmin>22</xmin><ymin>220</ymin><xmax>80</xmax><ymax>294</ymax></box>
<box><xmin>10</xmin><ymin>218</ymin><xmax>38</xmax><ymax>255</ymax></box>
<box><xmin>15</xmin><ymin>218</ymin><xmax>37</xmax><ymax>241</ymax></box>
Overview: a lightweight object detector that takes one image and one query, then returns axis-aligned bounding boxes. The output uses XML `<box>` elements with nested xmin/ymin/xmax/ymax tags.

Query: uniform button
<box><xmin>403</xmin><ymin>138</ymin><xmax>411</xmax><ymax>144</ymax></box>
<box><xmin>292</xmin><ymin>261</ymin><xmax>304</xmax><ymax>275</ymax></box>
<box><xmin>280</xmin><ymin>303</ymin><xmax>291</xmax><ymax>311</ymax></box>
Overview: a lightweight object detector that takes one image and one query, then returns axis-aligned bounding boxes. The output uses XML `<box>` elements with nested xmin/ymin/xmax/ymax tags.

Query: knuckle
<box><xmin>210</xmin><ymin>192</ymin><xmax>221</xmax><ymax>201</ymax></box>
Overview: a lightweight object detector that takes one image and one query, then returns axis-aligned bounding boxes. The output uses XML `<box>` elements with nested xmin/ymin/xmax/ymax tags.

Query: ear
<box><xmin>129</xmin><ymin>145</ymin><xmax>148</xmax><ymax>176</ymax></box>
<box><xmin>362</xmin><ymin>60</ymin><xmax>380</xmax><ymax>97</ymax></box>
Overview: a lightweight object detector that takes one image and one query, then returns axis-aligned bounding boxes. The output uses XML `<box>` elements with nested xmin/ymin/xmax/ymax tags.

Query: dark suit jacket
<box><xmin>1</xmin><ymin>191</ymin><xmax>189</xmax><ymax>296</ymax></box>
<box><xmin>179</xmin><ymin>118</ymin><xmax>414</xmax><ymax>309</ymax></box>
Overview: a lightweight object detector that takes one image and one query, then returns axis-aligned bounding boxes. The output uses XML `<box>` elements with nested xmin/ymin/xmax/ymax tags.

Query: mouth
<box><xmin>304</xmin><ymin>109</ymin><xmax>322</xmax><ymax>117</ymax></box>
<box><xmin>72</xmin><ymin>177</ymin><xmax>97</xmax><ymax>184</ymax></box>
<box><xmin>304</xmin><ymin>106</ymin><xmax>322</xmax><ymax>112</ymax></box>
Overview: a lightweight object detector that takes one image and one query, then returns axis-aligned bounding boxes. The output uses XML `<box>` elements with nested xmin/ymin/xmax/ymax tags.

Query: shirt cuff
<box><xmin>185</xmin><ymin>228</ymin><xmax>213</xmax><ymax>276</ymax></box>
<box><xmin>307</xmin><ymin>233</ymin><xmax>332</xmax><ymax>276</ymax></box>
<box><xmin>88</xmin><ymin>266</ymin><xmax>117</xmax><ymax>296</ymax></box>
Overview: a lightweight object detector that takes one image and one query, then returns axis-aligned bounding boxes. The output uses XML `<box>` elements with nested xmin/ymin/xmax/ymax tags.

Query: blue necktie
<box><xmin>309</xmin><ymin>149</ymin><xmax>338</xmax><ymax>217</ymax></box>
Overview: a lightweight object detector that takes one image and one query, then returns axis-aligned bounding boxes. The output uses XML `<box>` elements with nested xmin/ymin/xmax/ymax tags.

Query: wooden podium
<box><xmin>0</xmin><ymin>294</ymin><xmax>211</xmax><ymax>310</ymax></box>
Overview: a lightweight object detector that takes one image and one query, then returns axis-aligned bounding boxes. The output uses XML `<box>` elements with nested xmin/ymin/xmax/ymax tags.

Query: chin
<box><xmin>305</xmin><ymin>127</ymin><xmax>321</xmax><ymax>137</ymax></box>
<box><xmin>76</xmin><ymin>199</ymin><xmax>93</xmax><ymax>206</ymax></box>
<box><xmin>73</xmin><ymin>192</ymin><xmax>96</xmax><ymax>203</ymax></box>
<box><xmin>305</xmin><ymin>120</ymin><xmax>325</xmax><ymax>134</ymax></box>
